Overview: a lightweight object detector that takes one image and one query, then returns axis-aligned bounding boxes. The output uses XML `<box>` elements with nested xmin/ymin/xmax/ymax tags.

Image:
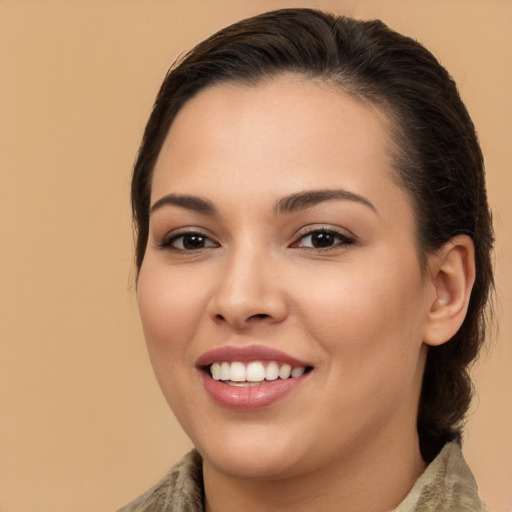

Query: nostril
<box><xmin>249</xmin><ymin>313</ymin><xmax>270</xmax><ymax>320</ymax></box>
<box><xmin>213</xmin><ymin>312</ymin><xmax>271</xmax><ymax>328</ymax></box>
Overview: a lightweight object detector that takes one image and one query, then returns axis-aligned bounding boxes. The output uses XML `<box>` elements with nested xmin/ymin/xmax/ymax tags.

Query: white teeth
<box><xmin>211</xmin><ymin>362</ymin><xmax>221</xmax><ymax>380</ymax></box>
<box><xmin>246</xmin><ymin>361</ymin><xmax>266</xmax><ymax>382</ymax></box>
<box><xmin>220</xmin><ymin>362</ymin><xmax>230</xmax><ymax>381</ymax></box>
<box><xmin>278</xmin><ymin>364</ymin><xmax>292</xmax><ymax>380</ymax></box>
<box><xmin>209</xmin><ymin>360</ymin><xmax>307</xmax><ymax>383</ymax></box>
<box><xmin>230</xmin><ymin>362</ymin><xmax>246</xmax><ymax>382</ymax></box>
<box><xmin>291</xmin><ymin>367</ymin><xmax>305</xmax><ymax>378</ymax></box>
<box><xmin>265</xmin><ymin>361</ymin><xmax>279</xmax><ymax>381</ymax></box>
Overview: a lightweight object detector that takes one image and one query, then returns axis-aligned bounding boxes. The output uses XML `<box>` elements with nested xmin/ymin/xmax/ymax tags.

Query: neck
<box><xmin>203</xmin><ymin>431</ymin><xmax>426</xmax><ymax>512</ymax></box>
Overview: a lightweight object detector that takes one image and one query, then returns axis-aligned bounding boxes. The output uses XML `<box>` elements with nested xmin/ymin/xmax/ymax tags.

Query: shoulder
<box><xmin>116</xmin><ymin>450</ymin><xmax>204</xmax><ymax>512</ymax></box>
<box><xmin>394</xmin><ymin>442</ymin><xmax>488</xmax><ymax>511</ymax></box>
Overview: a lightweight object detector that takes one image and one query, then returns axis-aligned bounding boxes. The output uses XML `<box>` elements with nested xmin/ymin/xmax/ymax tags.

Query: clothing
<box><xmin>117</xmin><ymin>442</ymin><xmax>487</xmax><ymax>511</ymax></box>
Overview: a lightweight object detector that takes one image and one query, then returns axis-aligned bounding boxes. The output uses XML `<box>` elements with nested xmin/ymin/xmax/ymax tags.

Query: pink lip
<box><xmin>195</xmin><ymin>345</ymin><xmax>310</xmax><ymax>367</ymax></box>
<box><xmin>196</xmin><ymin>345</ymin><xmax>312</xmax><ymax>410</ymax></box>
<box><xmin>199</xmin><ymin>371</ymin><xmax>310</xmax><ymax>410</ymax></box>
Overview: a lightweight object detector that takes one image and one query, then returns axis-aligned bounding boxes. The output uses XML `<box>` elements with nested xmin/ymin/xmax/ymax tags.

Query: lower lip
<box><xmin>200</xmin><ymin>372</ymin><xmax>309</xmax><ymax>410</ymax></box>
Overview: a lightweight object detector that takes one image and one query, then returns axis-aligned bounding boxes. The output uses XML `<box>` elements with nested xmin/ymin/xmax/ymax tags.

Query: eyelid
<box><xmin>157</xmin><ymin>228</ymin><xmax>219</xmax><ymax>251</ymax></box>
<box><xmin>155</xmin><ymin>225</ymin><xmax>355</xmax><ymax>252</ymax></box>
<box><xmin>290</xmin><ymin>226</ymin><xmax>356</xmax><ymax>250</ymax></box>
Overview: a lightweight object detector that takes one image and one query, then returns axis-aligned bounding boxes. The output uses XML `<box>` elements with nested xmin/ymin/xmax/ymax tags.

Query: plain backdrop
<box><xmin>1</xmin><ymin>1</ymin><xmax>511</xmax><ymax>511</ymax></box>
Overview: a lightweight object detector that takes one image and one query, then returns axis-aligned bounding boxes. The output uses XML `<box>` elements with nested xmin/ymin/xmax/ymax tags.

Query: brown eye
<box><xmin>310</xmin><ymin>232</ymin><xmax>336</xmax><ymax>248</ymax></box>
<box><xmin>162</xmin><ymin>232</ymin><xmax>218</xmax><ymax>251</ymax></box>
<box><xmin>294</xmin><ymin>229</ymin><xmax>354</xmax><ymax>250</ymax></box>
<box><xmin>181</xmin><ymin>234</ymin><xmax>208</xmax><ymax>249</ymax></box>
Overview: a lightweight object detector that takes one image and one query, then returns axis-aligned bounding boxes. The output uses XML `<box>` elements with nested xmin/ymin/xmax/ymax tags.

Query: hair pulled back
<box><xmin>131</xmin><ymin>8</ymin><xmax>494</xmax><ymax>461</ymax></box>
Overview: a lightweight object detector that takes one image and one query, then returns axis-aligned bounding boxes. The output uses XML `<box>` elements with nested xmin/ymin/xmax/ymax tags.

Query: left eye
<box><xmin>293</xmin><ymin>229</ymin><xmax>354</xmax><ymax>249</ymax></box>
<box><xmin>164</xmin><ymin>233</ymin><xmax>217</xmax><ymax>251</ymax></box>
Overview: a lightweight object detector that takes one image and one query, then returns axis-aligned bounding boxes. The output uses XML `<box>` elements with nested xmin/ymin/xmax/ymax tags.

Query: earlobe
<box><xmin>423</xmin><ymin>235</ymin><xmax>476</xmax><ymax>347</ymax></box>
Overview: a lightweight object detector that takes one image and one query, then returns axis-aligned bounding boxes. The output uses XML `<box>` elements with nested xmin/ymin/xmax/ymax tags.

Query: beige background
<box><xmin>0</xmin><ymin>1</ymin><xmax>511</xmax><ymax>511</ymax></box>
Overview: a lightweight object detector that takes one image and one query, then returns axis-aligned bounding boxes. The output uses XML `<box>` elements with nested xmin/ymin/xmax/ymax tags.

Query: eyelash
<box><xmin>158</xmin><ymin>228</ymin><xmax>355</xmax><ymax>252</ymax></box>
<box><xmin>291</xmin><ymin>228</ymin><xmax>355</xmax><ymax>251</ymax></box>
<box><xmin>158</xmin><ymin>231</ymin><xmax>218</xmax><ymax>251</ymax></box>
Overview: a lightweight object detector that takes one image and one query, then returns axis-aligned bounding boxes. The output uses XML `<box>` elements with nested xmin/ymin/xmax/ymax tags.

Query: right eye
<box><xmin>160</xmin><ymin>232</ymin><xmax>218</xmax><ymax>251</ymax></box>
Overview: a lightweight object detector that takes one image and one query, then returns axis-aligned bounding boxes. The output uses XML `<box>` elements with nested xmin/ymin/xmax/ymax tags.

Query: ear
<box><xmin>423</xmin><ymin>235</ymin><xmax>476</xmax><ymax>347</ymax></box>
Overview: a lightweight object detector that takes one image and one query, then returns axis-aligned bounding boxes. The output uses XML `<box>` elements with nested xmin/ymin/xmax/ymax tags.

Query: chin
<box><xmin>193</xmin><ymin>424</ymin><xmax>308</xmax><ymax>480</ymax></box>
<box><xmin>203</xmin><ymin>447</ymin><xmax>302</xmax><ymax>480</ymax></box>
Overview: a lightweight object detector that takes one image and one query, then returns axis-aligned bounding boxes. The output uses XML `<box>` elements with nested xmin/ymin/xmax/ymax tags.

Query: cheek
<box><xmin>137</xmin><ymin>264</ymin><xmax>205</xmax><ymax>363</ymax></box>
<box><xmin>295</xmin><ymin>259</ymin><xmax>427</xmax><ymax>364</ymax></box>
<box><xmin>136</xmin><ymin>264</ymin><xmax>211</xmax><ymax>419</ymax></box>
<box><xmin>297</xmin><ymin>260</ymin><xmax>428</xmax><ymax>427</ymax></box>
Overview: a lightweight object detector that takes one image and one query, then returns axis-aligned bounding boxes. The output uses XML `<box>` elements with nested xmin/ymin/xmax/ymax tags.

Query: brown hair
<box><xmin>131</xmin><ymin>8</ymin><xmax>494</xmax><ymax>461</ymax></box>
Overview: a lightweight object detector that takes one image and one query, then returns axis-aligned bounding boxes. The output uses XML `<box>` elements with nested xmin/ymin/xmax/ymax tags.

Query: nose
<box><xmin>207</xmin><ymin>249</ymin><xmax>288</xmax><ymax>330</ymax></box>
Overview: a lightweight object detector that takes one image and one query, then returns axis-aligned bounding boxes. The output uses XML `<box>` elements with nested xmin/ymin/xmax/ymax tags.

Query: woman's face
<box><xmin>137</xmin><ymin>76</ymin><xmax>435</xmax><ymax>479</ymax></box>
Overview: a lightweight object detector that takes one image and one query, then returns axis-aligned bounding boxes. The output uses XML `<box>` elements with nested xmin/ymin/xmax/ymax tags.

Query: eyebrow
<box><xmin>149</xmin><ymin>188</ymin><xmax>377</xmax><ymax>216</ymax></box>
<box><xmin>274</xmin><ymin>189</ymin><xmax>377</xmax><ymax>215</ymax></box>
<box><xmin>150</xmin><ymin>194</ymin><xmax>216</xmax><ymax>215</ymax></box>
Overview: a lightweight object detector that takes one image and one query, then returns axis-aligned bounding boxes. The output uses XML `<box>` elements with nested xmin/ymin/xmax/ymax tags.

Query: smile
<box><xmin>197</xmin><ymin>346</ymin><xmax>313</xmax><ymax>409</ymax></box>
<box><xmin>210</xmin><ymin>361</ymin><xmax>307</xmax><ymax>385</ymax></box>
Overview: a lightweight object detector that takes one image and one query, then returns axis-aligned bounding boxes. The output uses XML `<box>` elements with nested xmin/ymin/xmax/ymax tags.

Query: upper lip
<box><xmin>195</xmin><ymin>345</ymin><xmax>311</xmax><ymax>368</ymax></box>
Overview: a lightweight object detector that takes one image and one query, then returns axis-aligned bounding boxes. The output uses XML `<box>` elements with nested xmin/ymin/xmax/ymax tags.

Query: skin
<box><xmin>137</xmin><ymin>75</ymin><xmax>474</xmax><ymax>512</ymax></box>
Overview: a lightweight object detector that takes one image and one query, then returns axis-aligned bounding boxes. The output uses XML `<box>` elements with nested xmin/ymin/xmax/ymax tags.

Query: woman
<box><xmin>119</xmin><ymin>8</ymin><xmax>493</xmax><ymax>511</ymax></box>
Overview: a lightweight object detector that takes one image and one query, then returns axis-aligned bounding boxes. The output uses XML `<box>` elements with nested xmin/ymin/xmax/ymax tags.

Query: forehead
<box><xmin>152</xmin><ymin>75</ymin><xmax>402</xmax><ymax>213</ymax></box>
